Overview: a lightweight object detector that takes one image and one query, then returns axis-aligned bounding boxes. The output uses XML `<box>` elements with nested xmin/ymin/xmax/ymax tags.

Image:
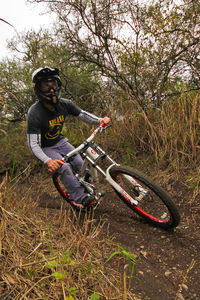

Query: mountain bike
<box><xmin>51</xmin><ymin>123</ymin><xmax>180</xmax><ymax>230</ymax></box>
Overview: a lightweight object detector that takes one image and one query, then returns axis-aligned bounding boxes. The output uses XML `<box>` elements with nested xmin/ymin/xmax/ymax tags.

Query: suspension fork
<box><xmin>105</xmin><ymin>165</ymin><xmax>139</xmax><ymax>205</ymax></box>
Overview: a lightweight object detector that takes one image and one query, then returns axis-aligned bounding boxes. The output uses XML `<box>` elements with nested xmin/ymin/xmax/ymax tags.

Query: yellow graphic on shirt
<box><xmin>45</xmin><ymin>115</ymin><xmax>64</xmax><ymax>139</ymax></box>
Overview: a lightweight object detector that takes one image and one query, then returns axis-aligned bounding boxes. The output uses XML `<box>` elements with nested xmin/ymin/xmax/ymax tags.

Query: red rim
<box><xmin>54</xmin><ymin>173</ymin><xmax>71</xmax><ymax>201</ymax></box>
<box><xmin>133</xmin><ymin>206</ymin><xmax>170</xmax><ymax>223</ymax></box>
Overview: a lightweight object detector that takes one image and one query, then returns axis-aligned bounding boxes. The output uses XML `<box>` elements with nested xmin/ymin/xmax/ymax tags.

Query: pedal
<box><xmin>97</xmin><ymin>190</ymin><xmax>106</xmax><ymax>199</ymax></box>
<box><xmin>98</xmin><ymin>190</ymin><xmax>105</xmax><ymax>198</ymax></box>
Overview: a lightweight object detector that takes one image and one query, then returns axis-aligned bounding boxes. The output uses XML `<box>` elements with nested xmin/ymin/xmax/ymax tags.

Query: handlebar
<box><xmin>48</xmin><ymin>123</ymin><xmax>110</xmax><ymax>173</ymax></box>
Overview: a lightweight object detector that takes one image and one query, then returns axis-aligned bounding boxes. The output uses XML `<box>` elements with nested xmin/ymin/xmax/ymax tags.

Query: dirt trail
<box><xmin>39</xmin><ymin>185</ymin><xmax>200</xmax><ymax>300</ymax></box>
<box><xmin>94</xmin><ymin>193</ymin><xmax>200</xmax><ymax>300</ymax></box>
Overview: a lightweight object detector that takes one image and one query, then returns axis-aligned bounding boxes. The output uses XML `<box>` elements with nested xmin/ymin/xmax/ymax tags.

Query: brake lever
<box><xmin>100</xmin><ymin>123</ymin><xmax>111</xmax><ymax>133</ymax></box>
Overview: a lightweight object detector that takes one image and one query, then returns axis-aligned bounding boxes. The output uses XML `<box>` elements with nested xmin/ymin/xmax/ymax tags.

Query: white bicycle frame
<box><xmin>63</xmin><ymin>124</ymin><xmax>147</xmax><ymax>206</ymax></box>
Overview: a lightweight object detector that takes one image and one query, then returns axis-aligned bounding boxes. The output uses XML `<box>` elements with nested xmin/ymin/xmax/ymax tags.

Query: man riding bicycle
<box><xmin>27</xmin><ymin>67</ymin><xmax>110</xmax><ymax>208</ymax></box>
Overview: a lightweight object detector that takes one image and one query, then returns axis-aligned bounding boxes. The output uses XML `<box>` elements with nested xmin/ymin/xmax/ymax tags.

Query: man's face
<box><xmin>39</xmin><ymin>79</ymin><xmax>60</xmax><ymax>105</ymax></box>
<box><xmin>40</xmin><ymin>80</ymin><xmax>58</xmax><ymax>95</ymax></box>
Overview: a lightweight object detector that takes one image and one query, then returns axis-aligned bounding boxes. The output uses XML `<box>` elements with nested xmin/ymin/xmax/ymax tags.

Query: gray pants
<box><xmin>42</xmin><ymin>138</ymin><xmax>86</xmax><ymax>202</ymax></box>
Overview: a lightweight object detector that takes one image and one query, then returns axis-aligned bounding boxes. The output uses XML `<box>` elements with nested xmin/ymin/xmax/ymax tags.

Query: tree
<box><xmin>0</xmin><ymin>28</ymin><xmax>104</xmax><ymax>120</ymax></box>
<box><xmin>0</xmin><ymin>60</ymin><xmax>33</xmax><ymax>121</ymax></box>
<box><xmin>28</xmin><ymin>0</ymin><xmax>200</xmax><ymax>107</ymax></box>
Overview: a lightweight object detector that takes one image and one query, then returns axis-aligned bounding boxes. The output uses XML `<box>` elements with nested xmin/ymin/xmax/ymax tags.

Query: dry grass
<box><xmin>97</xmin><ymin>93</ymin><xmax>200</xmax><ymax>200</ymax></box>
<box><xmin>0</xmin><ymin>174</ymin><xmax>140</xmax><ymax>300</ymax></box>
<box><xmin>106</xmin><ymin>94</ymin><xmax>200</xmax><ymax>167</ymax></box>
<box><xmin>1</xmin><ymin>92</ymin><xmax>200</xmax><ymax>298</ymax></box>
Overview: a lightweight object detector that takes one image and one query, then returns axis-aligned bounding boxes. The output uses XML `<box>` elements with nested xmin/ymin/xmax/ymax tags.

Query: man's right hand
<box><xmin>46</xmin><ymin>159</ymin><xmax>65</xmax><ymax>172</ymax></box>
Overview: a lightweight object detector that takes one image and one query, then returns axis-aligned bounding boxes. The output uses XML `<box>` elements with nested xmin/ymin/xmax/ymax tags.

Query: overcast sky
<box><xmin>0</xmin><ymin>0</ymin><xmax>54</xmax><ymax>59</ymax></box>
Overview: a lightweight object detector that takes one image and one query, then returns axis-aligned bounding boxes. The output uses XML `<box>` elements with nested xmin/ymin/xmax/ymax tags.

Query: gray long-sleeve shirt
<box><xmin>27</xmin><ymin>98</ymin><xmax>101</xmax><ymax>163</ymax></box>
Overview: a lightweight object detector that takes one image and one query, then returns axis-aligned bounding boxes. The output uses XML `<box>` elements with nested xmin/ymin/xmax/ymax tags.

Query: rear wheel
<box><xmin>109</xmin><ymin>166</ymin><xmax>180</xmax><ymax>229</ymax></box>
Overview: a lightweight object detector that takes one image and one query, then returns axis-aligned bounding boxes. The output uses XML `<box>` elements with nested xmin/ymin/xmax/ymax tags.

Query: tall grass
<box><xmin>1</xmin><ymin>93</ymin><xmax>199</xmax><ymax>177</ymax></box>
<box><xmin>0</xmin><ymin>175</ymin><xmax>139</xmax><ymax>299</ymax></box>
<box><xmin>105</xmin><ymin>94</ymin><xmax>200</xmax><ymax>170</ymax></box>
<box><xmin>99</xmin><ymin>93</ymin><xmax>200</xmax><ymax>185</ymax></box>
<box><xmin>1</xmin><ymin>92</ymin><xmax>199</xmax><ymax>200</ymax></box>
<box><xmin>0</xmin><ymin>121</ymin><xmax>32</xmax><ymax>175</ymax></box>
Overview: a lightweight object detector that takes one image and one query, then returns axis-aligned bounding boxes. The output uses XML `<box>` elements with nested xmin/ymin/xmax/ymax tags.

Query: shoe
<box><xmin>81</xmin><ymin>194</ymin><xmax>95</xmax><ymax>207</ymax></box>
<box><xmin>83</xmin><ymin>171</ymin><xmax>93</xmax><ymax>183</ymax></box>
<box><xmin>75</xmin><ymin>194</ymin><xmax>95</xmax><ymax>207</ymax></box>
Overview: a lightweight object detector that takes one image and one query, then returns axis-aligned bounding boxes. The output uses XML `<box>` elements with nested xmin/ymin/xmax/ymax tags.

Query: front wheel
<box><xmin>109</xmin><ymin>166</ymin><xmax>180</xmax><ymax>229</ymax></box>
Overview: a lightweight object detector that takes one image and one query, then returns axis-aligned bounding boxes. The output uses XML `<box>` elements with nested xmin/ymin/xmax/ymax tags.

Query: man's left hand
<box><xmin>100</xmin><ymin>117</ymin><xmax>111</xmax><ymax>125</ymax></box>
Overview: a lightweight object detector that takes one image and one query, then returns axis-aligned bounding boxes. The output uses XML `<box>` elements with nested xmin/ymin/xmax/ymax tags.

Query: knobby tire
<box><xmin>109</xmin><ymin>166</ymin><xmax>180</xmax><ymax>229</ymax></box>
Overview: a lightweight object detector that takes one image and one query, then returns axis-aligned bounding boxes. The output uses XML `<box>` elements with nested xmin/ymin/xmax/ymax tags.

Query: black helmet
<box><xmin>32</xmin><ymin>67</ymin><xmax>62</xmax><ymax>105</ymax></box>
